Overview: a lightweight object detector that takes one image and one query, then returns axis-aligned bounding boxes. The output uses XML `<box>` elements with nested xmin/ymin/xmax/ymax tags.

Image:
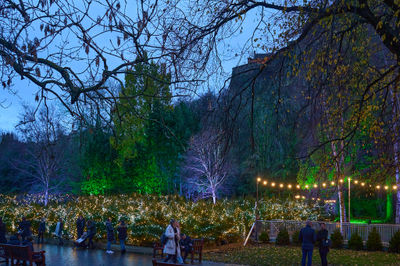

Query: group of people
<box><xmin>0</xmin><ymin>215</ymin><xmax>125</xmax><ymax>255</ymax></box>
<box><xmin>299</xmin><ymin>221</ymin><xmax>330</xmax><ymax>266</ymax></box>
<box><xmin>0</xmin><ymin>216</ymin><xmax>43</xmax><ymax>262</ymax></box>
<box><xmin>162</xmin><ymin>219</ymin><xmax>193</xmax><ymax>264</ymax></box>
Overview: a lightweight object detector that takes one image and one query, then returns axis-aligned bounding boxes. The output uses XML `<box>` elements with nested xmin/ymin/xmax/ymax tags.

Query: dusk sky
<box><xmin>0</xmin><ymin>8</ymin><xmax>265</xmax><ymax>133</ymax></box>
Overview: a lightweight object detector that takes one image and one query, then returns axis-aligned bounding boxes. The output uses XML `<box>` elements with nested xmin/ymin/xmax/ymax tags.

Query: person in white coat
<box><xmin>163</xmin><ymin>219</ymin><xmax>181</xmax><ymax>263</ymax></box>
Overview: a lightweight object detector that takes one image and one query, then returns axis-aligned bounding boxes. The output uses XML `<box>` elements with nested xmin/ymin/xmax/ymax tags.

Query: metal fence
<box><xmin>254</xmin><ymin>220</ymin><xmax>400</xmax><ymax>245</ymax></box>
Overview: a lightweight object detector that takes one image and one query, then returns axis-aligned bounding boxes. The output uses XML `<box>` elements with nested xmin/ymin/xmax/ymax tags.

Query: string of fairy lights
<box><xmin>256</xmin><ymin>177</ymin><xmax>398</xmax><ymax>191</ymax></box>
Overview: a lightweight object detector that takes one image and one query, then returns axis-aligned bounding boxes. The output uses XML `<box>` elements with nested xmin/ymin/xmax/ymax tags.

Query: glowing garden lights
<box><xmin>253</xmin><ymin>177</ymin><xmax>398</xmax><ymax>194</ymax></box>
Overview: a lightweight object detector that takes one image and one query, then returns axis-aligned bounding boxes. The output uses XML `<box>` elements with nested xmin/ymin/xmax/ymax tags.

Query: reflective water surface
<box><xmin>34</xmin><ymin>243</ymin><xmax>152</xmax><ymax>266</ymax></box>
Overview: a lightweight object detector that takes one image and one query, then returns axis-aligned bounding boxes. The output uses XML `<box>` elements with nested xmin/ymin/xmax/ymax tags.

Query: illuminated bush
<box><xmin>0</xmin><ymin>194</ymin><xmax>320</xmax><ymax>246</ymax></box>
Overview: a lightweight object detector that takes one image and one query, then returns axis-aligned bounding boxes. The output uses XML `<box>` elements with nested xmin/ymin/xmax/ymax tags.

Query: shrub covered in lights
<box><xmin>0</xmin><ymin>194</ymin><xmax>321</xmax><ymax>246</ymax></box>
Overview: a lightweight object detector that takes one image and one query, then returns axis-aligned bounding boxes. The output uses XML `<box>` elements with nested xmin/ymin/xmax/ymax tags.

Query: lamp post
<box><xmin>256</xmin><ymin>177</ymin><xmax>261</xmax><ymax>207</ymax></box>
<box><xmin>348</xmin><ymin>177</ymin><xmax>351</xmax><ymax>223</ymax></box>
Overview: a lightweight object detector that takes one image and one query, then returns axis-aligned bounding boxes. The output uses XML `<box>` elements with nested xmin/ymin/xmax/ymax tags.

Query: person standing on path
<box><xmin>87</xmin><ymin>220</ymin><xmax>96</xmax><ymax>249</ymax></box>
<box><xmin>105</xmin><ymin>217</ymin><xmax>115</xmax><ymax>254</ymax></box>
<box><xmin>117</xmin><ymin>220</ymin><xmax>127</xmax><ymax>254</ymax></box>
<box><xmin>76</xmin><ymin>215</ymin><xmax>86</xmax><ymax>239</ymax></box>
<box><xmin>54</xmin><ymin>218</ymin><xmax>64</xmax><ymax>245</ymax></box>
<box><xmin>299</xmin><ymin>220</ymin><xmax>316</xmax><ymax>266</ymax></box>
<box><xmin>38</xmin><ymin>218</ymin><xmax>46</xmax><ymax>244</ymax></box>
<box><xmin>317</xmin><ymin>223</ymin><xmax>329</xmax><ymax>266</ymax></box>
<box><xmin>163</xmin><ymin>219</ymin><xmax>180</xmax><ymax>263</ymax></box>
<box><xmin>18</xmin><ymin>216</ymin><xmax>32</xmax><ymax>241</ymax></box>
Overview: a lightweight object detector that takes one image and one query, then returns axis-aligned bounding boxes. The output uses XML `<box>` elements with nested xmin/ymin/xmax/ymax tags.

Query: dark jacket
<box><xmin>76</xmin><ymin>218</ymin><xmax>86</xmax><ymax>232</ymax></box>
<box><xmin>299</xmin><ymin>225</ymin><xmax>316</xmax><ymax>250</ymax></box>
<box><xmin>38</xmin><ymin>221</ymin><xmax>46</xmax><ymax>233</ymax></box>
<box><xmin>106</xmin><ymin>221</ymin><xmax>114</xmax><ymax>242</ymax></box>
<box><xmin>88</xmin><ymin>222</ymin><xmax>96</xmax><ymax>237</ymax></box>
<box><xmin>22</xmin><ymin>240</ymin><xmax>34</xmax><ymax>252</ymax></box>
<box><xmin>180</xmin><ymin>236</ymin><xmax>192</xmax><ymax>251</ymax></box>
<box><xmin>117</xmin><ymin>224</ymin><xmax>127</xmax><ymax>240</ymax></box>
<box><xmin>8</xmin><ymin>235</ymin><xmax>20</xmax><ymax>245</ymax></box>
<box><xmin>0</xmin><ymin>222</ymin><xmax>6</xmax><ymax>243</ymax></box>
<box><xmin>18</xmin><ymin>220</ymin><xmax>32</xmax><ymax>237</ymax></box>
<box><xmin>317</xmin><ymin>229</ymin><xmax>329</xmax><ymax>250</ymax></box>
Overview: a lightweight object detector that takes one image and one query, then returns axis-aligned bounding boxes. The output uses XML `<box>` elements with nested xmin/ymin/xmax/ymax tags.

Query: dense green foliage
<box><xmin>331</xmin><ymin>229</ymin><xmax>343</xmax><ymax>249</ymax></box>
<box><xmin>258</xmin><ymin>231</ymin><xmax>269</xmax><ymax>243</ymax></box>
<box><xmin>348</xmin><ymin>232</ymin><xmax>363</xmax><ymax>250</ymax></box>
<box><xmin>291</xmin><ymin>230</ymin><xmax>300</xmax><ymax>245</ymax></box>
<box><xmin>275</xmin><ymin>227</ymin><xmax>290</xmax><ymax>246</ymax></box>
<box><xmin>389</xmin><ymin>230</ymin><xmax>400</xmax><ymax>253</ymax></box>
<box><xmin>366</xmin><ymin>227</ymin><xmax>383</xmax><ymax>251</ymax></box>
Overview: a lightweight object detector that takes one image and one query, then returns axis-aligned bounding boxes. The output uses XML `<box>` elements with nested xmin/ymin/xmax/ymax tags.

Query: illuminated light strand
<box><xmin>256</xmin><ymin>177</ymin><xmax>398</xmax><ymax>192</ymax></box>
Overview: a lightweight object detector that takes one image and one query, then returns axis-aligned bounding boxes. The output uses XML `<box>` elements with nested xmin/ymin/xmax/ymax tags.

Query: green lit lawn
<box><xmin>204</xmin><ymin>243</ymin><xmax>400</xmax><ymax>265</ymax></box>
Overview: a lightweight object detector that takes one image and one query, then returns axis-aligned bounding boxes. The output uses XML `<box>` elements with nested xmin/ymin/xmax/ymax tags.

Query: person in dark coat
<box><xmin>317</xmin><ymin>223</ymin><xmax>329</xmax><ymax>266</ymax></box>
<box><xmin>179</xmin><ymin>233</ymin><xmax>192</xmax><ymax>264</ymax></box>
<box><xmin>87</xmin><ymin>220</ymin><xmax>96</xmax><ymax>249</ymax></box>
<box><xmin>0</xmin><ymin>217</ymin><xmax>7</xmax><ymax>243</ymax></box>
<box><xmin>18</xmin><ymin>216</ymin><xmax>32</xmax><ymax>241</ymax></box>
<box><xmin>299</xmin><ymin>220</ymin><xmax>316</xmax><ymax>266</ymax></box>
<box><xmin>76</xmin><ymin>215</ymin><xmax>86</xmax><ymax>239</ymax></box>
<box><xmin>38</xmin><ymin>218</ymin><xmax>46</xmax><ymax>244</ymax></box>
<box><xmin>105</xmin><ymin>218</ymin><xmax>115</xmax><ymax>254</ymax></box>
<box><xmin>117</xmin><ymin>220</ymin><xmax>127</xmax><ymax>254</ymax></box>
<box><xmin>8</xmin><ymin>234</ymin><xmax>20</xmax><ymax>245</ymax></box>
<box><xmin>22</xmin><ymin>236</ymin><xmax>34</xmax><ymax>252</ymax></box>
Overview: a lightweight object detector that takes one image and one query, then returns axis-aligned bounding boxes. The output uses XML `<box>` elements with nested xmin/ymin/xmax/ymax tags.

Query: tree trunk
<box><xmin>392</xmin><ymin>88</ymin><xmax>400</xmax><ymax>223</ymax></box>
<box><xmin>337</xmin><ymin>183</ymin><xmax>346</xmax><ymax>226</ymax></box>
<box><xmin>212</xmin><ymin>189</ymin><xmax>217</xmax><ymax>205</ymax></box>
<box><xmin>44</xmin><ymin>187</ymin><xmax>49</xmax><ymax>207</ymax></box>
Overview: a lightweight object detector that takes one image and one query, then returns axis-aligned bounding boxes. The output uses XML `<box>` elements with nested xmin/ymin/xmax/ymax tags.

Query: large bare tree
<box><xmin>15</xmin><ymin>105</ymin><xmax>68</xmax><ymax>206</ymax></box>
<box><xmin>183</xmin><ymin>129</ymin><xmax>232</xmax><ymax>204</ymax></box>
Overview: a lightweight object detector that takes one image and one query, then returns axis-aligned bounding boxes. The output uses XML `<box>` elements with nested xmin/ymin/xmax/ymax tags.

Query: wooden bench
<box><xmin>0</xmin><ymin>244</ymin><xmax>46</xmax><ymax>266</ymax></box>
<box><xmin>153</xmin><ymin>238</ymin><xmax>204</xmax><ymax>264</ymax></box>
<box><xmin>190</xmin><ymin>238</ymin><xmax>204</xmax><ymax>264</ymax></box>
<box><xmin>153</xmin><ymin>242</ymin><xmax>164</xmax><ymax>259</ymax></box>
<box><xmin>0</xmin><ymin>245</ymin><xmax>7</xmax><ymax>263</ymax></box>
<box><xmin>151</xmin><ymin>259</ymin><xmax>182</xmax><ymax>266</ymax></box>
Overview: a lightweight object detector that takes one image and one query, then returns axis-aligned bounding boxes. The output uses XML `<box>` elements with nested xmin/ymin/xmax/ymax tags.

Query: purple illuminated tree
<box><xmin>183</xmin><ymin>129</ymin><xmax>232</xmax><ymax>204</ymax></box>
<box><xmin>15</xmin><ymin>105</ymin><xmax>68</xmax><ymax>206</ymax></box>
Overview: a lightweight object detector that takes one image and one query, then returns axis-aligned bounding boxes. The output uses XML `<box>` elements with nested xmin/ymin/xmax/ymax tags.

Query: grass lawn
<box><xmin>203</xmin><ymin>243</ymin><xmax>400</xmax><ymax>265</ymax></box>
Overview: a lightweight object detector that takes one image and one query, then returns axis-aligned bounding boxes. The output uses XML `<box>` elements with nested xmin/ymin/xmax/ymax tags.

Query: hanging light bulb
<box><xmin>393</xmin><ymin>185</ymin><xmax>398</xmax><ymax>190</ymax></box>
<box><xmin>331</xmin><ymin>181</ymin><xmax>335</xmax><ymax>186</ymax></box>
<box><xmin>288</xmin><ymin>184</ymin><xmax>292</xmax><ymax>189</ymax></box>
<box><xmin>361</xmin><ymin>182</ymin><xmax>365</xmax><ymax>186</ymax></box>
<box><xmin>354</xmin><ymin>180</ymin><xmax>358</xmax><ymax>184</ymax></box>
<box><xmin>279</xmin><ymin>183</ymin><xmax>284</xmax><ymax>188</ymax></box>
<box><xmin>257</xmin><ymin>177</ymin><xmax>261</xmax><ymax>182</ymax></box>
<box><xmin>271</xmin><ymin>182</ymin><xmax>276</xmax><ymax>187</ymax></box>
<box><xmin>322</xmin><ymin>183</ymin><xmax>326</xmax><ymax>187</ymax></box>
<box><xmin>313</xmin><ymin>184</ymin><xmax>317</xmax><ymax>188</ymax></box>
<box><xmin>296</xmin><ymin>185</ymin><xmax>300</xmax><ymax>189</ymax></box>
<box><xmin>263</xmin><ymin>181</ymin><xmax>267</xmax><ymax>185</ymax></box>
